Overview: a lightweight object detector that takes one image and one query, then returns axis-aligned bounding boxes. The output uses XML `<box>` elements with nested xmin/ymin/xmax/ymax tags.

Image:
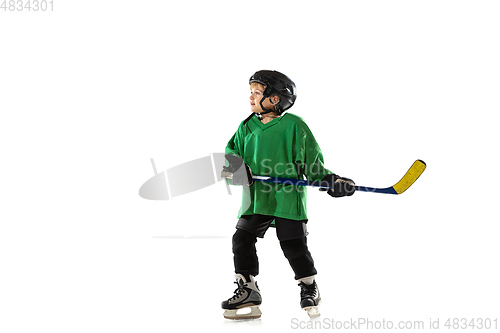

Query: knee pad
<box><xmin>280</xmin><ymin>237</ymin><xmax>317</xmax><ymax>279</ymax></box>
<box><xmin>232</xmin><ymin>229</ymin><xmax>257</xmax><ymax>253</ymax></box>
<box><xmin>280</xmin><ymin>237</ymin><xmax>309</xmax><ymax>260</ymax></box>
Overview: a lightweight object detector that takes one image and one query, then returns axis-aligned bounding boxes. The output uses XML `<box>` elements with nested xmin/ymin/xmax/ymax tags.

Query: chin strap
<box><xmin>258</xmin><ymin>97</ymin><xmax>275</xmax><ymax>116</ymax></box>
<box><xmin>243</xmin><ymin>98</ymin><xmax>280</xmax><ymax>125</ymax></box>
<box><xmin>256</xmin><ymin>110</ymin><xmax>273</xmax><ymax>118</ymax></box>
<box><xmin>243</xmin><ymin>111</ymin><xmax>270</xmax><ymax>126</ymax></box>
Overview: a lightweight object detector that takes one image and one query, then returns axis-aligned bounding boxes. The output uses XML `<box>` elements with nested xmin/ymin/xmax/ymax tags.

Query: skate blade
<box><xmin>223</xmin><ymin>306</ymin><xmax>262</xmax><ymax>320</ymax></box>
<box><xmin>304</xmin><ymin>306</ymin><xmax>320</xmax><ymax>318</ymax></box>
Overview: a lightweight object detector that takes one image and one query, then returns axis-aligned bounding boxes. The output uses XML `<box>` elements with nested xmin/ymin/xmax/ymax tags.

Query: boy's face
<box><xmin>249</xmin><ymin>83</ymin><xmax>279</xmax><ymax>113</ymax></box>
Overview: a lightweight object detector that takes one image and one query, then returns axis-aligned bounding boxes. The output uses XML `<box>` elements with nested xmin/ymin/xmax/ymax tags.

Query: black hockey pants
<box><xmin>232</xmin><ymin>215</ymin><xmax>317</xmax><ymax>280</ymax></box>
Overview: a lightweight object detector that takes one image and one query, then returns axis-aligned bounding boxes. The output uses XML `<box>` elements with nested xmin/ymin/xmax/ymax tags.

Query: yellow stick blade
<box><xmin>392</xmin><ymin>160</ymin><xmax>427</xmax><ymax>194</ymax></box>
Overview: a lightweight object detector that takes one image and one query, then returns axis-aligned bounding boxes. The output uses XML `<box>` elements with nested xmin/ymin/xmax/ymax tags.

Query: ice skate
<box><xmin>299</xmin><ymin>279</ymin><xmax>321</xmax><ymax>318</ymax></box>
<box><xmin>221</xmin><ymin>274</ymin><xmax>262</xmax><ymax>320</ymax></box>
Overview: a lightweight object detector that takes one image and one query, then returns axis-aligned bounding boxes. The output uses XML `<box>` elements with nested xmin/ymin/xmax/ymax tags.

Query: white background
<box><xmin>1</xmin><ymin>1</ymin><xmax>499</xmax><ymax>332</ymax></box>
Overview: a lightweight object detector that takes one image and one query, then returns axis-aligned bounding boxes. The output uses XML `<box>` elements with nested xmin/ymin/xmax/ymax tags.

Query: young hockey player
<box><xmin>221</xmin><ymin>70</ymin><xmax>355</xmax><ymax>319</ymax></box>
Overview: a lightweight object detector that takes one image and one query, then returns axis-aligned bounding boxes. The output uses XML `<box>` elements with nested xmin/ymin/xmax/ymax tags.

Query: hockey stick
<box><xmin>250</xmin><ymin>160</ymin><xmax>426</xmax><ymax>195</ymax></box>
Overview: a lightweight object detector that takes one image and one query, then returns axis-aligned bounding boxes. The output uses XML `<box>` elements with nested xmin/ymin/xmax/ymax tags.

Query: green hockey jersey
<box><xmin>225</xmin><ymin>113</ymin><xmax>332</xmax><ymax>221</ymax></box>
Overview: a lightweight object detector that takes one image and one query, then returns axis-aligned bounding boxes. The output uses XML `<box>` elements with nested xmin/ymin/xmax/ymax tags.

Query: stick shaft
<box><xmin>252</xmin><ymin>176</ymin><xmax>398</xmax><ymax>194</ymax></box>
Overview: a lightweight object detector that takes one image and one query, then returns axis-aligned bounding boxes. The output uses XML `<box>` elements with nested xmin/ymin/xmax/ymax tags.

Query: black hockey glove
<box><xmin>319</xmin><ymin>174</ymin><xmax>355</xmax><ymax>197</ymax></box>
<box><xmin>221</xmin><ymin>154</ymin><xmax>254</xmax><ymax>186</ymax></box>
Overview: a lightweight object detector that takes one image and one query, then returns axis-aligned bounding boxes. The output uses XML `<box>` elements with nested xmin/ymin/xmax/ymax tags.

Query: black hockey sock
<box><xmin>280</xmin><ymin>237</ymin><xmax>317</xmax><ymax>280</ymax></box>
<box><xmin>232</xmin><ymin>229</ymin><xmax>259</xmax><ymax>279</ymax></box>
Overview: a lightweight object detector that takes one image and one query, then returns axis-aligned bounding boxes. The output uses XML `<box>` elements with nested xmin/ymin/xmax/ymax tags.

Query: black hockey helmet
<box><xmin>249</xmin><ymin>70</ymin><xmax>297</xmax><ymax>115</ymax></box>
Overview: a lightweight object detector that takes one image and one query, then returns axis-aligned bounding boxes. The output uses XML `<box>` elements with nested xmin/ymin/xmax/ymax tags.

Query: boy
<box><xmin>221</xmin><ymin>70</ymin><xmax>355</xmax><ymax>319</ymax></box>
